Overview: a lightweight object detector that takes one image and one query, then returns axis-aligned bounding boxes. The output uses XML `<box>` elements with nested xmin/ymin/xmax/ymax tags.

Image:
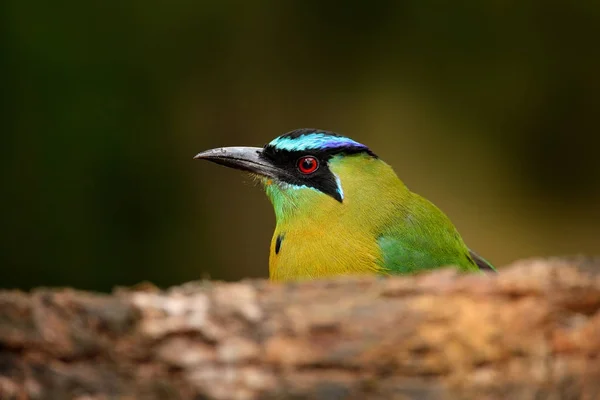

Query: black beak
<box><xmin>194</xmin><ymin>146</ymin><xmax>280</xmax><ymax>179</ymax></box>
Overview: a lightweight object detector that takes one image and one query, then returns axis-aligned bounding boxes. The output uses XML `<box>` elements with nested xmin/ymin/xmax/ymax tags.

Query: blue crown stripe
<box><xmin>269</xmin><ymin>133</ymin><xmax>367</xmax><ymax>152</ymax></box>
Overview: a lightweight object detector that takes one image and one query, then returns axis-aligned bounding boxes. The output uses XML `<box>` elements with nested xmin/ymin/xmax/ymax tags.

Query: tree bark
<box><xmin>1</xmin><ymin>257</ymin><xmax>600</xmax><ymax>400</ymax></box>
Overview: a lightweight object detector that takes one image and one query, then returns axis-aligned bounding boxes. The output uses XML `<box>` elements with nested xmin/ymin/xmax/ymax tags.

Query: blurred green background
<box><xmin>2</xmin><ymin>1</ymin><xmax>599</xmax><ymax>291</ymax></box>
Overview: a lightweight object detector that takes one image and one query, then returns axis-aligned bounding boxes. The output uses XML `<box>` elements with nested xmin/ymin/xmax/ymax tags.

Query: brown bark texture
<box><xmin>1</xmin><ymin>257</ymin><xmax>600</xmax><ymax>400</ymax></box>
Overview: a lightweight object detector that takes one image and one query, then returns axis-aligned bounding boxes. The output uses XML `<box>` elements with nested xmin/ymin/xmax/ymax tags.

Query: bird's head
<box><xmin>195</xmin><ymin>129</ymin><xmax>386</xmax><ymax>221</ymax></box>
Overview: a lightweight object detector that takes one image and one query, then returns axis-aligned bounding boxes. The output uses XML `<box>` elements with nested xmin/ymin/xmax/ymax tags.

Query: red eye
<box><xmin>297</xmin><ymin>156</ymin><xmax>319</xmax><ymax>174</ymax></box>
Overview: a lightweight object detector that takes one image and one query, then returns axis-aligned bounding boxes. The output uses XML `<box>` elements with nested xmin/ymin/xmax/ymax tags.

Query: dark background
<box><xmin>2</xmin><ymin>1</ymin><xmax>599</xmax><ymax>291</ymax></box>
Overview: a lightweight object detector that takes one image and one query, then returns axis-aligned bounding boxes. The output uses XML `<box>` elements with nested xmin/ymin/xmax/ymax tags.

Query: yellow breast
<box><xmin>268</xmin><ymin>216</ymin><xmax>383</xmax><ymax>281</ymax></box>
<box><xmin>267</xmin><ymin>154</ymin><xmax>408</xmax><ymax>282</ymax></box>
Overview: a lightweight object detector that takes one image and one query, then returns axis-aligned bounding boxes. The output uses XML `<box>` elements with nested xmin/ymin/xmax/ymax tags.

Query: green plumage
<box><xmin>377</xmin><ymin>192</ymin><xmax>483</xmax><ymax>273</ymax></box>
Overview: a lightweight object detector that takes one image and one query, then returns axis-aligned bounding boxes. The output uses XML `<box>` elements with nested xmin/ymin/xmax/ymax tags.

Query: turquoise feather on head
<box><xmin>267</xmin><ymin>128</ymin><xmax>371</xmax><ymax>153</ymax></box>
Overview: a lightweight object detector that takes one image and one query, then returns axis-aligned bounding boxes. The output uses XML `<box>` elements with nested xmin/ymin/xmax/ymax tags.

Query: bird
<box><xmin>195</xmin><ymin>128</ymin><xmax>496</xmax><ymax>281</ymax></box>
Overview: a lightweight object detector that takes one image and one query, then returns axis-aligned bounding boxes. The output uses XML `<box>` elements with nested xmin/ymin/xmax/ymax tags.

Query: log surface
<box><xmin>1</xmin><ymin>257</ymin><xmax>600</xmax><ymax>400</ymax></box>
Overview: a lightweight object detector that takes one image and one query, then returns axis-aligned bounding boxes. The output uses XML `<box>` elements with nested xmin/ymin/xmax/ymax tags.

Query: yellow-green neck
<box><xmin>264</xmin><ymin>154</ymin><xmax>410</xmax><ymax>281</ymax></box>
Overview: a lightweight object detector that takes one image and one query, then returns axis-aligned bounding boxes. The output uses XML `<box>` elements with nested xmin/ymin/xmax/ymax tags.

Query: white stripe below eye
<box><xmin>335</xmin><ymin>174</ymin><xmax>344</xmax><ymax>200</ymax></box>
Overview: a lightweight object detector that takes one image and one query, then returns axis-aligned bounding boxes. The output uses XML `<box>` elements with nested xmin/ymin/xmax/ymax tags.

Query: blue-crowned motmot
<box><xmin>195</xmin><ymin>129</ymin><xmax>495</xmax><ymax>281</ymax></box>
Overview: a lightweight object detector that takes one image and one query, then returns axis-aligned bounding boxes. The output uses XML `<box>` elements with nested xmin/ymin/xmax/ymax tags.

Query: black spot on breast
<box><xmin>275</xmin><ymin>234</ymin><xmax>284</xmax><ymax>255</ymax></box>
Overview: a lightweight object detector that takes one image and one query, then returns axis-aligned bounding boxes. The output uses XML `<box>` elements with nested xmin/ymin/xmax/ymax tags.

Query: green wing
<box><xmin>376</xmin><ymin>193</ymin><xmax>490</xmax><ymax>274</ymax></box>
<box><xmin>377</xmin><ymin>231</ymin><xmax>480</xmax><ymax>274</ymax></box>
